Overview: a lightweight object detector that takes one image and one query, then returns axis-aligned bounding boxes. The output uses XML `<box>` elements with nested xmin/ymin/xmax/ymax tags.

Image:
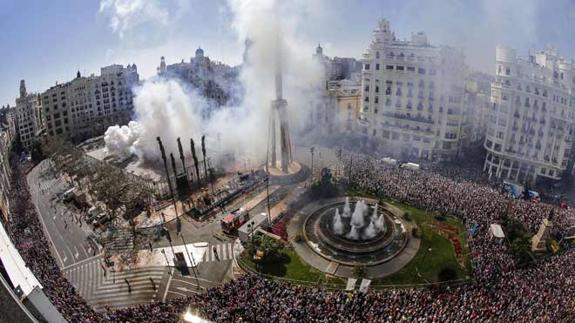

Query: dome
<box><xmin>195</xmin><ymin>47</ymin><xmax>204</xmax><ymax>58</ymax></box>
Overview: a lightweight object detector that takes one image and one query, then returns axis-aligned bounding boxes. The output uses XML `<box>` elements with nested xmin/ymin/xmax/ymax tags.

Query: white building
<box><xmin>158</xmin><ymin>48</ymin><xmax>239</xmax><ymax>107</ymax></box>
<box><xmin>463</xmin><ymin>74</ymin><xmax>492</xmax><ymax>146</ymax></box>
<box><xmin>15</xmin><ymin>80</ymin><xmax>44</xmax><ymax>150</ymax></box>
<box><xmin>327</xmin><ymin>78</ymin><xmax>362</xmax><ymax>134</ymax></box>
<box><xmin>484</xmin><ymin>46</ymin><xmax>575</xmax><ymax>184</ymax></box>
<box><xmin>359</xmin><ymin>19</ymin><xmax>467</xmax><ymax>161</ymax></box>
<box><xmin>42</xmin><ymin>64</ymin><xmax>138</xmax><ymax>143</ymax></box>
<box><xmin>313</xmin><ymin>44</ymin><xmax>362</xmax><ymax>81</ymax></box>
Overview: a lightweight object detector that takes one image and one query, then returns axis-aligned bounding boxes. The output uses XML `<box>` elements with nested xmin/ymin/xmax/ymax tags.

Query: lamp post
<box><xmin>310</xmin><ymin>146</ymin><xmax>315</xmax><ymax>181</ymax></box>
<box><xmin>161</xmin><ymin>249</ymin><xmax>170</xmax><ymax>268</ymax></box>
<box><xmin>180</xmin><ymin>235</ymin><xmax>200</xmax><ymax>289</ymax></box>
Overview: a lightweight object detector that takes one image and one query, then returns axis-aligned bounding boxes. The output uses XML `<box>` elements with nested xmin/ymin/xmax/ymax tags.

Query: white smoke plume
<box><xmin>104</xmin><ymin>0</ymin><xmax>326</xmax><ymax>165</ymax></box>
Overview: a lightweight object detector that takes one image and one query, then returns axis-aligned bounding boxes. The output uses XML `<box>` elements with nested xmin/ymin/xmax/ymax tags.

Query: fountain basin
<box><xmin>303</xmin><ymin>199</ymin><xmax>408</xmax><ymax>266</ymax></box>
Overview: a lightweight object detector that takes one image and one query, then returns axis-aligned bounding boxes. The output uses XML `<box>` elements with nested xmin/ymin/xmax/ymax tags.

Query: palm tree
<box><xmin>191</xmin><ymin>138</ymin><xmax>200</xmax><ymax>182</ymax></box>
<box><xmin>177</xmin><ymin>137</ymin><xmax>188</xmax><ymax>182</ymax></box>
<box><xmin>156</xmin><ymin>137</ymin><xmax>174</xmax><ymax>199</ymax></box>
<box><xmin>201</xmin><ymin>135</ymin><xmax>208</xmax><ymax>181</ymax></box>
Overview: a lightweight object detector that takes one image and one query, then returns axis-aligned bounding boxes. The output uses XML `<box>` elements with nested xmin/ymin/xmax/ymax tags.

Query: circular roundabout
<box><xmin>291</xmin><ymin>196</ymin><xmax>420</xmax><ymax>278</ymax></box>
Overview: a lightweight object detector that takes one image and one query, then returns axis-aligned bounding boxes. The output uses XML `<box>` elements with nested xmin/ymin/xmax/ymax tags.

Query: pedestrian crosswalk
<box><xmin>63</xmin><ymin>256</ymin><xmax>168</xmax><ymax>311</ymax></box>
<box><xmin>202</xmin><ymin>242</ymin><xmax>236</xmax><ymax>262</ymax></box>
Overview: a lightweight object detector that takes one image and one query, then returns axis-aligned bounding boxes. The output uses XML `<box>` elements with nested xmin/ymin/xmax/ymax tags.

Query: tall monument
<box><xmin>269</xmin><ymin>40</ymin><xmax>294</xmax><ymax>173</ymax></box>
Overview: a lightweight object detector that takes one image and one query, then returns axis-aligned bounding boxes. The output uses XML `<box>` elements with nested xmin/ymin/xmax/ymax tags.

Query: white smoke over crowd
<box><xmin>104</xmin><ymin>0</ymin><xmax>325</xmax><ymax>165</ymax></box>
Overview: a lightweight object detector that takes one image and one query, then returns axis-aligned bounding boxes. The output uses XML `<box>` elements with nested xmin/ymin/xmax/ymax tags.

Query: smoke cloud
<box><xmin>104</xmin><ymin>0</ymin><xmax>326</xmax><ymax>166</ymax></box>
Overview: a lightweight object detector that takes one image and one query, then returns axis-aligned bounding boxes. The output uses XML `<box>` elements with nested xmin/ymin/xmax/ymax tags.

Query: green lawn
<box><xmin>374</xmin><ymin>200</ymin><xmax>472</xmax><ymax>286</ymax></box>
<box><xmin>240</xmin><ymin>191</ymin><xmax>472</xmax><ymax>288</ymax></box>
<box><xmin>240</xmin><ymin>247</ymin><xmax>328</xmax><ymax>284</ymax></box>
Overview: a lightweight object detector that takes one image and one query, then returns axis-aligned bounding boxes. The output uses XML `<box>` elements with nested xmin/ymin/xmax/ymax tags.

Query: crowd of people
<box><xmin>5</xmin><ymin>158</ymin><xmax>101</xmax><ymax>321</ymax></box>
<box><xmin>5</xmin><ymin>152</ymin><xmax>575</xmax><ymax>322</ymax></box>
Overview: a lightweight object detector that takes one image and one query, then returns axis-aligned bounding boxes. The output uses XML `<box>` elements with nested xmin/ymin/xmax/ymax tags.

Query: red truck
<box><xmin>221</xmin><ymin>208</ymin><xmax>249</xmax><ymax>234</ymax></box>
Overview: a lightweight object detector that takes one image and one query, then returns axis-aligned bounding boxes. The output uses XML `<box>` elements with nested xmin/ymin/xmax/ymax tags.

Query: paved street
<box><xmin>27</xmin><ymin>160</ymin><xmax>96</xmax><ymax>268</ymax></box>
<box><xmin>24</xmin><ymin>153</ymin><xmax>323</xmax><ymax>312</ymax></box>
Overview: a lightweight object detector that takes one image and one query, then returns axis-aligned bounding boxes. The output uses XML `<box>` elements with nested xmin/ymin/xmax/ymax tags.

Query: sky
<box><xmin>1</xmin><ymin>0</ymin><xmax>575</xmax><ymax>106</ymax></box>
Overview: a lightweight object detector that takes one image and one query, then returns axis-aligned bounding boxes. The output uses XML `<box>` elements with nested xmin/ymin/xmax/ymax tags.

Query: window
<box><xmin>418</xmin><ymin>68</ymin><xmax>426</xmax><ymax>74</ymax></box>
<box><xmin>407</xmin><ymin>66</ymin><xmax>415</xmax><ymax>72</ymax></box>
<box><xmin>376</xmin><ymin>64</ymin><xmax>380</xmax><ymax>70</ymax></box>
<box><xmin>364</xmin><ymin>64</ymin><xmax>370</xmax><ymax>70</ymax></box>
<box><xmin>396</xmin><ymin>66</ymin><xmax>405</xmax><ymax>71</ymax></box>
<box><xmin>386</xmin><ymin>65</ymin><xmax>394</xmax><ymax>70</ymax></box>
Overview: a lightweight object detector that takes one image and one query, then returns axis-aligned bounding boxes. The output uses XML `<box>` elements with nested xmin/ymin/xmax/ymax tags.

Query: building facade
<box><xmin>359</xmin><ymin>19</ymin><xmax>467</xmax><ymax>161</ymax></box>
<box><xmin>327</xmin><ymin>78</ymin><xmax>361</xmax><ymax>134</ymax></box>
<box><xmin>484</xmin><ymin>46</ymin><xmax>575</xmax><ymax>184</ymax></box>
<box><xmin>42</xmin><ymin>64</ymin><xmax>138</xmax><ymax>143</ymax></box>
<box><xmin>15</xmin><ymin>80</ymin><xmax>44</xmax><ymax>150</ymax></box>
<box><xmin>463</xmin><ymin>74</ymin><xmax>492</xmax><ymax>146</ymax></box>
<box><xmin>313</xmin><ymin>44</ymin><xmax>362</xmax><ymax>81</ymax></box>
<box><xmin>158</xmin><ymin>48</ymin><xmax>239</xmax><ymax>107</ymax></box>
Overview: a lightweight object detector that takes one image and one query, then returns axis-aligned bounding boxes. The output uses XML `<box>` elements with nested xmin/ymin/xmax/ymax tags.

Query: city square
<box><xmin>1</xmin><ymin>1</ymin><xmax>575</xmax><ymax>322</ymax></box>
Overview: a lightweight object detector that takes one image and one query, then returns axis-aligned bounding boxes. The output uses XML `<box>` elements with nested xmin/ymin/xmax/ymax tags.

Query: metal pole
<box><xmin>181</xmin><ymin>235</ymin><xmax>200</xmax><ymax>289</ymax></box>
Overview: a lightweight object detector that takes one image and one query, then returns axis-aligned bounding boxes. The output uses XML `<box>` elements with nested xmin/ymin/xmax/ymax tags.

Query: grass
<box><xmin>374</xmin><ymin>199</ymin><xmax>472</xmax><ymax>286</ymax></box>
<box><xmin>240</xmin><ymin>247</ymin><xmax>328</xmax><ymax>284</ymax></box>
<box><xmin>240</xmin><ymin>190</ymin><xmax>472</xmax><ymax>288</ymax></box>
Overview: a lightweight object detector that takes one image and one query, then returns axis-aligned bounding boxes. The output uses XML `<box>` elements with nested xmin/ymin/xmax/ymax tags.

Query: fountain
<box><xmin>363</xmin><ymin>219</ymin><xmax>378</xmax><ymax>239</ymax></box>
<box><xmin>332</xmin><ymin>209</ymin><xmax>344</xmax><ymax>235</ymax></box>
<box><xmin>376</xmin><ymin>214</ymin><xmax>386</xmax><ymax>232</ymax></box>
<box><xmin>303</xmin><ymin>196</ymin><xmax>411</xmax><ymax>268</ymax></box>
<box><xmin>350</xmin><ymin>200</ymin><xmax>366</xmax><ymax>228</ymax></box>
<box><xmin>342</xmin><ymin>197</ymin><xmax>351</xmax><ymax>218</ymax></box>
<box><xmin>346</xmin><ymin>225</ymin><xmax>360</xmax><ymax>240</ymax></box>
<box><xmin>371</xmin><ymin>203</ymin><xmax>379</xmax><ymax>223</ymax></box>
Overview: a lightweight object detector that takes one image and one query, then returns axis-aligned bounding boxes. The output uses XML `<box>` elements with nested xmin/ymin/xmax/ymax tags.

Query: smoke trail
<box><xmin>104</xmin><ymin>0</ymin><xmax>327</xmax><ymax>164</ymax></box>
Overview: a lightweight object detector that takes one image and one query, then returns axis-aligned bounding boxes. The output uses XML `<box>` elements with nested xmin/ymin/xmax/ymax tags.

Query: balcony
<box><xmin>382</xmin><ymin>112</ymin><xmax>434</xmax><ymax>124</ymax></box>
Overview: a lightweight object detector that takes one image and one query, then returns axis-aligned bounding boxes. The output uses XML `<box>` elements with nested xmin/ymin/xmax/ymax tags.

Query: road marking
<box><xmin>175</xmin><ymin>286</ymin><xmax>201</xmax><ymax>293</ymax></box>
<box><xmin>162</xmin><ymin>268</ymin><xmax>175</xmax><ymax>302</ymax></box>
<box><xmin>62</xmin><ymin>254</ymin><xmax>102</xmax><ymax>271</ymax></box>
<box><xmin>167</xmin><ymin>290</ymin><xmax>187</xmax><ymax>298</ymax></box>
<box><xmin>33</xmin><ymin>188</ymin><xmax>65</xmax><ymax>268</ymax></box>
<box><xmin>74</xmin><ymin>246</ymin><xmax>80</xmax><ymax>259</ymax></box>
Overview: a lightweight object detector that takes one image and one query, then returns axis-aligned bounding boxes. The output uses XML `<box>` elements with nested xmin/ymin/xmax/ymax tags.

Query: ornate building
<box><xmin>42</xmin><ymin>64</ymin><xmax>139</xmax><ymax>143</ymax></box>
<box><xmin>484</xmin><ymin>46</ymin><xmax>575</xmax><ymax>184</ymax></box>
<box><xmin>157</xmin><ymin>48</ymin><xmax>239</xmax><ymax>108</ymax></box>
<box><xmin>15</xmin><ymin>80</ymin><xmax>44</xmax><ymax>150</ymax></box>
<box><xmin>359</xmin><ymin>19</ymin><xmax>467</xmax><ymax>161</ymax></box>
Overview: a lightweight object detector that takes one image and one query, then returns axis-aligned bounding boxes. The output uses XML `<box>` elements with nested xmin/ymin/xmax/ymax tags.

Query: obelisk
<box><xmin>269</xmin><ymin>39</ymin><xmax>293</xmax><ymax>173</ymax></box>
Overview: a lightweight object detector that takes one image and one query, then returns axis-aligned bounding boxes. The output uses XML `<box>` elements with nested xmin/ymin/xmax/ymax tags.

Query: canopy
<box><xmin>490</xmin><ymin>224</ymin><xmax>505</xmax><ymax>239</ymax></box>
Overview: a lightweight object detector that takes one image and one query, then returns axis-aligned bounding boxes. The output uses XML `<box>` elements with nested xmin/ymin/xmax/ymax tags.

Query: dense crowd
<box><xmin>5</xmin><ymin>153</ymin><xmax>575</xmax><ymax>322</ymax></box>
<box><xmin>6</xmin><ymin>159</ymin><xmax>101</xmax><ymax>321</ymax></box>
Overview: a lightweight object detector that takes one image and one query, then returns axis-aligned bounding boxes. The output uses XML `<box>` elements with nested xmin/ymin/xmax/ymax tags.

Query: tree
<box><xmin>438</xmin><ymin>265</ymin><xmax>458</xmax><ymax>281</ymax></box>
<box><xmin>177</xmin><ymin>137</ymin><xmax>188</xmax><ymax>182</ymax></box>
<box><xmin>191</xmin><ymin>138</ymin><xmax>200</xmax><ymax>183</ymax></box>
<box><xmin>353</xmin><ymin>265</ymin><xmax>367</xmax><ymax>278</ymax></box>
<box><xmin>201</xmin><ymin>135</ymin><xmax>208</xmax><ymax>181</ymax></box>
<box><xmin>511</xmin><ymin>236</ymin><xmax>533</xmax><ymax>266</ymax></box>
<box><xmin>157</xmin><ymin>137</ymin><xmax>174</xmax><ymax>199</ymax></box>
<box><xmin>310</xmin><ymin>168</ymin><xmax>337</xmax><ymax>198</ymax></box>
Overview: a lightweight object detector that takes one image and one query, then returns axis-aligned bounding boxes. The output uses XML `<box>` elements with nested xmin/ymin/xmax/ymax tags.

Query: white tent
<box><xmin>490</xmin><ymin>224</ymin><xmax>505</xmax><ymax>240</ymax></box>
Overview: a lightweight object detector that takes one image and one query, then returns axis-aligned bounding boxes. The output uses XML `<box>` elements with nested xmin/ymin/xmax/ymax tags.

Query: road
<box><xmin>27</xmin><ymin>160</ymin><xmax>95</xmax><ymax>268</ymax></box>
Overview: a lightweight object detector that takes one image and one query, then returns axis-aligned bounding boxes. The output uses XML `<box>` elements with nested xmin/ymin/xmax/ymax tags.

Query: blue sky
<box><xmin>1</xmin><ymin>0</ymin><xmax>575</xmax><ymax>106</ymax></box>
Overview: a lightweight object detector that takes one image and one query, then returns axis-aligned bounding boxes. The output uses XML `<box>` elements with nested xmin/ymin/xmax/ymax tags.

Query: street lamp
<box><xmin>180</xmin><ymin>235</ymin><xmax>200</xmax><ymax>289</ymax></box>
<box><xmin>161</xmin><ymin>249</ymin><xmax>170</xmax><ymax>268</ymax></box>
<box><xmin>310</xmin><ymin>147</ymin><xmax>315</xmax><ymax>181</ymax></box>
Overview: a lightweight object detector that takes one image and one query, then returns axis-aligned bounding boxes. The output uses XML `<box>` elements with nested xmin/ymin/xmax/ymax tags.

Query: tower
<box><xmin>19</xmin><ymin>80</ymin><xmax>26</xmax><ymax>98</ymax></box>
<box><xmin>158</xmin><ymin>56</ymin><xmax>167</xmax><ymax>75</ymax></box>
<box><xmin>269</xmin><ymin>41</ymin><xmax>293</xmax><ymax>173</ymax></box>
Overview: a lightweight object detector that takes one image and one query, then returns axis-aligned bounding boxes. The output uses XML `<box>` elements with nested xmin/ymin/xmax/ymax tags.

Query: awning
<box><xmin>490</xmin><ymin>224</ymin><xmax>505</xmax><ymax>239</ymax></box>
